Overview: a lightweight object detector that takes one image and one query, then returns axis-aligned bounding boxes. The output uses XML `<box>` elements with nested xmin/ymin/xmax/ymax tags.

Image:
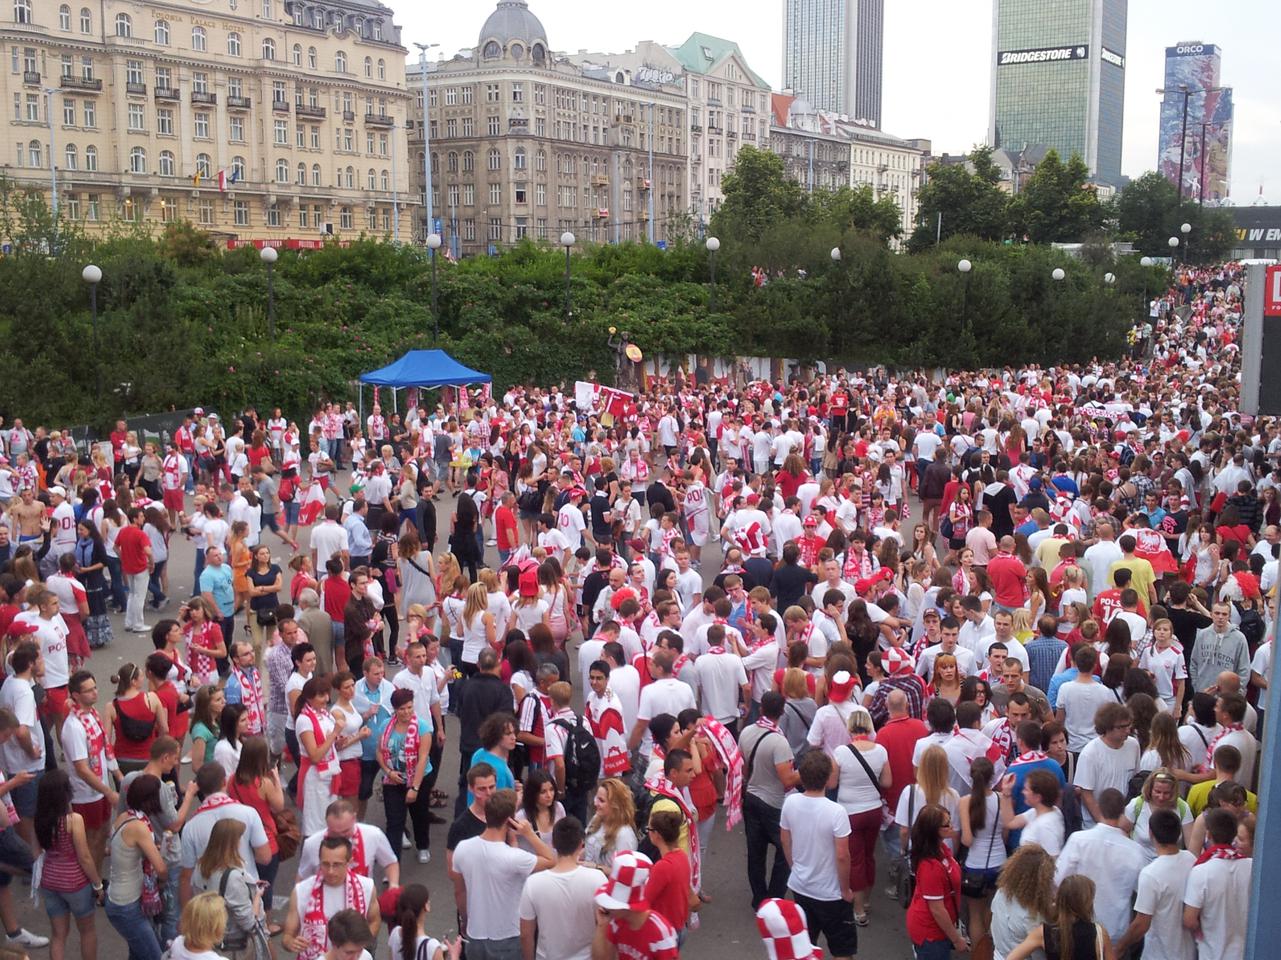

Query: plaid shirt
<box><xmin>1025</xmin><ymin>636</ymin><xmax>1068</xmax><ymax>695</ymax></box>
<box><xmin>869</xmin><ymin>673</ymin><xmax>926</xmax><ymax>728</ymax></box>
<box><xmin>266</xmin><ymin>641</ymin><xmax>293</xmax><ymax>715</ymax></box>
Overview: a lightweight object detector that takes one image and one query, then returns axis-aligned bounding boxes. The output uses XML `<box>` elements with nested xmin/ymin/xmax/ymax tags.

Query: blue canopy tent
<box><xmin>357</xmin><ymin>349</ymin><xmax>491</xmax><ymax>419</ymax></box>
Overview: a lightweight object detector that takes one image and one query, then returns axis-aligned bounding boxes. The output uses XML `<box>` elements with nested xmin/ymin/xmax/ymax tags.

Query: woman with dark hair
<box><xmin>515</xmin><ymin>769</ymin><xmax>564</xmax><ymax>853</ymax></box>
<box><xmin>214</xmin><ymin>702</ymin><xmax>250</xmax><ymax>777</ymax></box>
<box><xmin>906</xmin><ymin>804</ymin><xmax>967</xmax><ymax>958</ymax></box>
<box><xmin>35</xmin><ymin>768</ymin><xmax>101</xmax><ymax>959</ymax></box>
<box><xmin>387</xmin><ymin>884</ymin><xmax>457</xmax><ymax>960</ymax></box>
<box><xmin>448</xmin><ymin>492</ymin><xmax>481</xmax><ymax>582</ymax></box>
<box><xmin>528</xmin><ymin>622</ymin><xmax>569</xmax><ymax>687</ymax></box>
<box><xmin>380</xmin><ymin>688</ymin><xmax>433</xmax><ymax>864</ymax></box>
<box><xmin>103</xmin><ymin>663</ymin><xmax>166</xmax><ymax>775</ymax></box>
<box><xmin>294</xmin><ymin>674</ymin><xmax>338</xmax><ymax>835</ymax></box>
<box><xmin>226</xmin><ymin>737</ymin><xmax>284</xmax><ymax>931</ymax></box>
<box><xmin>959</xmin><ymin>676</ymin><xmax>997</xmax><ymax>725</ymax></box>
<box><xmin>538</xmin><ymin>558</ymin><xmax>575</xmax><ymax>648</ymax></box>
<box><xmin>105</xmin><ymin>775</ymin><xmax>168</xmax><ymax>960</ymax></box>
<box><xmin>503</xmin><ymin>635</ymin><xmax>537</xmax><ymax>704</ymax></box>
<box><xmin>371</xmin><ymin>512</ymin><xmax>401</xmax><ymax>659</ymax></box>
<box><xmin>74</xmin><ymin>517</ymin><xmax>113</xmax><ymax>650</ymax></box>
<box><xmin>245</xmin><ymin>543</ymin><xmax>282</xmax><ymax>660</ymax></box>
<box><xmin>959</xmin><ymin>758</ymin><xmax>1006</xmax><ymax>951</ymax></box>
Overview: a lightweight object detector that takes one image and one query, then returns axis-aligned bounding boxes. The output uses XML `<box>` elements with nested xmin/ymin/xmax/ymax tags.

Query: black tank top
<box><xmin>1042</xmin><ymin>921</ymin><xmax>1100</xmax><ymax>960</ymax></box>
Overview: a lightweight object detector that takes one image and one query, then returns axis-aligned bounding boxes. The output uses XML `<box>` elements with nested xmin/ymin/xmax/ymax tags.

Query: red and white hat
<box><xmin>755</xmin><ymin>898</ymin><xmax>821</xmax><ymax>960</ymax></box>
<box><xmin>827</xmin><ymin>670</ymin><xmax>857</xmax><ymax>703</ymax></box>
<box><xmin>884</xmin><ymin>647</ymin><xmax>915</xmax><ymax>675</ymax></box>
<box><xmin>594</xmin><ymin>850</ymin><xmax>653</xmax><ymax>911</ymax></box>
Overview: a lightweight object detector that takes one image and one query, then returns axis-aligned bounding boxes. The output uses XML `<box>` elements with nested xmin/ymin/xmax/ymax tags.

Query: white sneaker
<box><xmin>401</xmin><ymin>834</ymin><xmax>411</xmax><ymax>850</ymax></box>
<box><xmin>417</xmin><ymin>849</ymin><xmax>431</xmax><ymax>865</ymax></box>
<box><xmin>8</xmin><ymin>929</ymin><xmax>50</xmax><ymax>948</ymax></box>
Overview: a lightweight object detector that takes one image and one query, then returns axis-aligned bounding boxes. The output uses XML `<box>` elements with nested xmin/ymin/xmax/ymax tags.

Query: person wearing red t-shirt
<box><xmin>494</xmin><ymin>491</ymin><xmax>519</xmax><ymax>564</ymax></box>
<box><xmin>114</xmin><ymin>507</ymin><xmax>152</xmax><ymax>634</ymax></box>
<box><xmin>875</xmin><ymin>688</ymin><xmax>928</xmax><ymax>873</ymax></box>
<box><xmin>593</xmin><ymin>850</ymin><xmax>681</xmax><ymax>960</ymax></box>
<box><xmin>986</xmin><ymin>537</ymin><xmax>1029</xmax><ymax>612</ymax></box>
<box><xmin>905</xmin><ymin>805</ymin><xmax>967</xmax><ymax>956</ymax></box>
<box><xmin>644</xmin><ymin>810</ymin><xmax>694</xmax><ymax>934</ymax></box>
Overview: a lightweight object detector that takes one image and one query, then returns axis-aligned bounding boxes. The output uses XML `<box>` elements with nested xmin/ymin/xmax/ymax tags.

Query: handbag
<box><xmin>272</xmin><ymin>806</ymin><xmax>301</xmax><ymax>861</ymax></box>
<box><xmin>897</xmin><ymin>786</ymin><xmax>916</xmax><ymax>907</ymax></box>
<box><xmin>960</xmin><ymin>797</ymin><xmax>1000</xmax><ymax>898</ymax></box>
<box><xmin>217</xmin><ymin>870</ymin><xmax>251</xmax><ymax>951</ymax></box>
<box><xmin>114</xmin><ymin>697</ymin><xmax>157</xmax><ymax>743</ymax></box>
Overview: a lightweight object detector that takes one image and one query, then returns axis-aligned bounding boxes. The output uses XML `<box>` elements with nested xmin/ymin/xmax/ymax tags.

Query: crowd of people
<box><xmin>0</xmin><ymin>260</ymin><xmax>1269</xmax><ymax>960</ymax></box>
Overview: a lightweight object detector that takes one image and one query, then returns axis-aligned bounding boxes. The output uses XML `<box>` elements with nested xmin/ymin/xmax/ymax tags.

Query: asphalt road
<box><xmin>20</xmin><ymin>484</ymin><xmax>920</xmax><ymax>960</ymax></box>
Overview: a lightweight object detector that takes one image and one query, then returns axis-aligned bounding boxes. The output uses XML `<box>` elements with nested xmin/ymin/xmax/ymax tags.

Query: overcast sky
<box><xmin>395</xmin><ymin>0</ymin><xmax>1280</xmax><ymax>204</ymax></box>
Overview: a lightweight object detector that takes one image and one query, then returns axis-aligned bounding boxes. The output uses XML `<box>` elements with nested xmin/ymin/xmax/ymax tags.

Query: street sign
<box><xmin>433</xmin><ymin>218</ymin><xmax>442</xmax><ymax>235</ymax></box>
<box><xmin>656</xmin><ymin>241</ymin><xmax>667</xmax><ymax>251</ymax></box>
<box><xmin>1266</xmin><ymin>264</ymin><xmax>1281</xmax><ymax>316</ymax></box>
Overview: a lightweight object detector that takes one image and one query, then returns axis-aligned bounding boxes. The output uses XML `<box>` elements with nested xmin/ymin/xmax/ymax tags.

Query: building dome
<box><xmin>478</xmin><ymin>0</ymin><xmax>548</xmax><ymax>62</ymax></box>
<box><xmin>788</xmin><ymin>96</ymin><xmax>819</xmax><ymax>132</ymax></box>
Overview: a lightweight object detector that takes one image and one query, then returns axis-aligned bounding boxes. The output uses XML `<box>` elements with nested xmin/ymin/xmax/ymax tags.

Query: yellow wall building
<box><xmin>1</xmin><ymin>0</ymin><xmax>416</xmax><ymax>248</ymax></box>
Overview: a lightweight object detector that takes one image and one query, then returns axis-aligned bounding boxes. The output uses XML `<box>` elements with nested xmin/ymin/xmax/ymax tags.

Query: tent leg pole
<box><xmin>358</xmin><ymin>384</ymin><xmax>363</xmax><ymax>428</ymax></box>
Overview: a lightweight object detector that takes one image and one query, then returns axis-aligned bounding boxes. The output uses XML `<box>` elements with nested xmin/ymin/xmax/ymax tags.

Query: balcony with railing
<box><xmin>272</xmin><ymin>99</ymin><xmax>290</xmax><ymax>112</ymax></box>
<box><xmin>364</xmin><ymin>113</ymin><xmax>393</xmax><ymax>127</ymax></box>
<box><xmin>342</xmin><ymin>109</ymin><xmax>355</xmax><ymax>121</ymax></box>
<box><xmin>22</xmin><ymin>71</ymin><xmax>39</xmax><ymax>86</ymax></box>
<box><xmin>154</xmin><ymin>87</ymin><xmax>179</xmax><ymax>101</ymax></box>
<box><xmin>295</xmin><ymin>103</ymin><xmax>326</xmax><ymax>119</ymax></box>
<box><xmin>60</xmin><ymin>75</ymin><xmax>102</xmax><ymax>91</ymax></box>
<box><xmin>227</xmin><ymin>95</ymin><xmax>252</xmax><ymax>109</ymax></box>
<box><xmin>126</xmin><ymin>82</ymin><xmax>146</xmax><ymax>96</ymax></box>
<box><xmin>191</xmin><ymin>91</ymin><xmax>216</xmax><ymax>105</ymax></box>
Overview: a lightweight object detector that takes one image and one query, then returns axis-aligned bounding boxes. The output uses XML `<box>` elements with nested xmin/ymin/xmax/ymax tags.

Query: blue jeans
<box><xmin>192</xmin><ymin>548</ymin><xmax>205</xmax><ymax>590</ymax></box>
<box><xmin>183</xmin><ymin>453</ymin><xmax>195</xmax><ymax>493</ymax></box>
<box><xmin>105</xmin><ymin>898</ymin><xmax>163</xmax><ymax>960</ymax></box>
<box><xmin>914</xmin><ymin>939</ymin><xmax>953</xmax><ymax>960</ymax></box>
<box><xmin>148</xmin><ymin>559</ymin><xmax>167</xmax><ymax>606</ymax></box>
<box><xmin>106</xmin><ymin>555</ymin><xmax>127</xmax><ymax>611</ymax></box>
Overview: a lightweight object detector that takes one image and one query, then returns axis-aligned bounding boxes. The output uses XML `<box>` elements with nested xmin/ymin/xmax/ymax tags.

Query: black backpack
<box><xmin>552</xmin><ymin>714</ymin><xmax>600</xmax><ymax>797</ymax></box>
<box><xmin>1235</xmin><ymin>605</ymin><xmax>1266</xmax><ymax>653</ymax></box>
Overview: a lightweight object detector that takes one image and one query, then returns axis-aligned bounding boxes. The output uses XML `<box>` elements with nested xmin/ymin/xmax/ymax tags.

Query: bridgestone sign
<box><xmin>997</xmin><ymin>46</ymin><xmax>1089</xmax><ymax>65</ymax></box>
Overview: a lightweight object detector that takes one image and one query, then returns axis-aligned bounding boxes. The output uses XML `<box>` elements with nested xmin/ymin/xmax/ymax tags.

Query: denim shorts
<box><xmin>8</xmin><ymin>773</ymin><xmax>40</xmax><ymax>818</ymax></box>
<box><xmin>43</xmin><ymin>884</ymin><xmax>96</xmax><ymax>919</ymax></box>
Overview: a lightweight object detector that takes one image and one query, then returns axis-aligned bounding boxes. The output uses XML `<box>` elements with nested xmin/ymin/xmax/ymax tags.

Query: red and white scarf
<box><xmin>232</xmin><ymin>664</ymin><xmax>265</xmax><ymax>736</ymax></box>
<box><xmin>195</xmin><ymin>793</ymin><xmax>238</xmax><ymax>816</ymax></box>
<box><xmin>1194</xmin><ymin>842</ymin><xmax>1245</xmax><ymax>866</ymax></box>
<box><xmin>644</xmin><ymin>774</ymin><xmax>701</xmax><ymax>890</ymax></box>
<box><xmin>297</xmin><ymin>705</ymin><xmax>338</xmax><ymax>813</ymax></box>
<box><xmin>378</xmin><ymin>718</ymin><xmax>419</xmax><ymax>780</ymax></box>
<box><xmin>73</xmin><ymin>706</ymin><xmax>114</xmax><ymax>780</ymax></box>
<box><xmin>185</xmin><ymin>620</ymin><xmax>221</xmax><ymax>686</ymax></box>
<box><xmin>298</xmin><ymin>872</ymin><xmax>367</xmax><ymax>960</ymax></box>
<box><xmin>1204</xmin><ymin>723</ymin><xmax>1243</xmax><ymax>769</ymax></box>
<box><xmin>754</xmin><ymin>716</ymin><xmax>782</xmax><ymax>736</ymax></box>
<box><xmin>700</xmin><ymin>717</ymin><xmax>744</xmax><ymax>830</ymax></box>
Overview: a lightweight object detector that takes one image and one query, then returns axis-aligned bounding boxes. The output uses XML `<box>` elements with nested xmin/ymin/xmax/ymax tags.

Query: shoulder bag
<box><xmin>960</xmin><ymin>795</ymin><xmax>1000</xmax><ymax>898</ymax></box>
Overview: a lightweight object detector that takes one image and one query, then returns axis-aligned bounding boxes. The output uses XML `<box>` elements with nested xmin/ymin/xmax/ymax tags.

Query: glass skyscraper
<box><xmin>1157</xmin><ymin>43</ymin><xmax>1233</xmax><ymax>203</ymax></box>
<box><xmin>989</xmin><ymin>0</ymin><xmax>1128</xmax><ymax>187</ymax></box>
<box><xmin>782</xmin><ymin>0</ymin><xmax>883</xmax><ymax>126</ymax></box>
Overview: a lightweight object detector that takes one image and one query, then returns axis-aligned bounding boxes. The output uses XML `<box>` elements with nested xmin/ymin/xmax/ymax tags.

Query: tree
<box><xmin>811</xmin><ymin>185</ymin><xmax>903</xmax><ymax>243</ymax></box>
<box><xmin>1114</xmin><ymin>171</ymin><xmax>1238</xmax><ymax>262</ymax></box>
<box><xmin>908</xmin><ymin>146</ymin><xmax>1010</xmax><ymax>251</ymax></box>
<box><xmin>1007</xmin><ymin>151</ymin><xmax>1106</xmax><ymax>243</ymax></box>
<box><xmin>711</xmin><ymin>147</ymin><xmax>809</xmax><ymax>244</ymax></box>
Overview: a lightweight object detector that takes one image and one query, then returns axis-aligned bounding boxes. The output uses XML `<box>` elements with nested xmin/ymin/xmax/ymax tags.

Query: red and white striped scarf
<box><xmin>297</xmin><ymin>705</ymin><xmax>338</xmax><ymax>813</ymax></box>
<box><xmin>232</xmin><ymin>664</ymin><xmax>265</xmax><ymax>736</ymax></box>
<box><xmin>644</xmin><ymin>774</ymin><xmax>701</xmax><ymax>890</ymax></box>
<box><xmin>378</xmin><ymin>718</ymin><xmax>419</xmax><ymax>779</ymax></box>
<box><xmin>298</xmin><ymin>871</ymin><xmax>367</xmax><ymax>960</ymax></box>
<box><xmin>1194</xmin><ymin>842</ymin><xmax>1244</xmax><ymax>866</ymax></box>
<box><xmin>72</xmin><ymin>706</ymin><xmax>114</xmax><ymax>779</ymax></box>
<box><xmin>1205</xmin><ymin>723</ymin><xmax>1243</xmax><ymax>769</ymax></box>
<box><xmin>701</xmin><ymin>717</ymin><xmax>744</xmax><ymax>830</ymax></box>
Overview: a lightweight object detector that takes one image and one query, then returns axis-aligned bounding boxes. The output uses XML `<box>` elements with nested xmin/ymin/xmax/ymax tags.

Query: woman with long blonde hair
<box><xmin>896</xmin><ymin>745</ymin><xmax>960</xmax><ymax>854</ymax></box>
<box><xmin>584</xmin><ymin>778</ymin><xmax>637</xmax><ymax>871</ymax></box>
<box><xmin>458</xmin><ymin>582</ymin><xmax>496</xmax><ymax>676</ymax></box>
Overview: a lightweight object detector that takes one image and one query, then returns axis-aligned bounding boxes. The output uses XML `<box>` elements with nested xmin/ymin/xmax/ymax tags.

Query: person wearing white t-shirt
<box><xmin>628</xmin><ymin>651</ymin><xmax>696</xmax><ymax>759</ymax></box>
<box><xmin>556</xmin><ymin>492</ymin><xmax>590</xmax><ymax>551</ymax></box>
<box><xmin>779</xmin><ymin>751</ymin><xmax>855</xmax><ymax>959</ymax></box>
<box><xmin>17</xmin><ymin>587</ymin><xmax>71</xmax><ymax>705</ymax></box>
<box><xmin>693</xmin><ymin>625</ymin><xmax>749</xmax><ymax>727</ymax></box>
<box><xmin>1072</xmin><ymin>702</ymin><xmax>1141</xmax><ymax>827</ymax></box>
<box><xmin>281</xmin><ymin>836</ymin><xmax>379</xmax><ymax>959</ymax></box>
<box><xmin>48</xmin><ymin>487</ymin><xmax>77</xmax><ymax>558</ymax></box>
<box><xmin>1113</xmin><ymin>809</ymin><xmax>1196</xmax><ymax>960</ymax></box>
<box><xmin>1053</xmin><ymin>788</ymin><xmax>1146</xmax><ymax>943</ymax></box>
<box><xmin>517</xmin><ymin>813</ymin><xmax>600</xmax><ymax>960</ymax></box>
<box><xmin>1055</xmin><ymin>647</ymin><xmax>1118</xmax><ymax>753</ymax></box>
<box><xmin>1182</xmin><ymin>807</ymin><xmax>1251</xmax><ymax>960</ymax></box>
<box><xmin>452</xmin><ymin>790</ymin><xmax>553</xmax><ymax>950</ymax></box>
